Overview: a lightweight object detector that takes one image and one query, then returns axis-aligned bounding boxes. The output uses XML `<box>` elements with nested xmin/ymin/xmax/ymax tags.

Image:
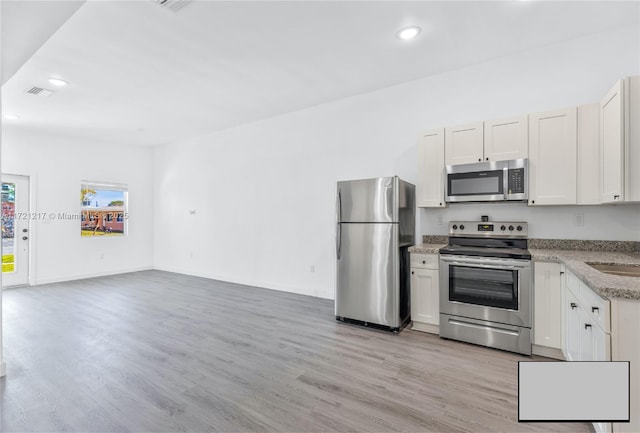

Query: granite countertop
<box><xmin>408</xmin><ymin>244</ymin><xmax>445</xmax><ymax>254</ymax></box>
<box><xmin>531</xmin><ymin>249</ymin><xmax>640</xmax><ymax>301</ymax></box>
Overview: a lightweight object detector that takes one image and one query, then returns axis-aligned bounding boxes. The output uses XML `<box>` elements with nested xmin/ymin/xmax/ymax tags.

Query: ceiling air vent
<box><xmin>154</xmin><ymin>0</ymin><xmax>191</xmax><ymax>12</ymax></box>
<box><xmin>26</xmin><ymin>86</ymin><xmax>55</xmax><ymax>97</ymax></box>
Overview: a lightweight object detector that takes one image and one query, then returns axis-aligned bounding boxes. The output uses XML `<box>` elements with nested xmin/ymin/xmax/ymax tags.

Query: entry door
<box><xmin>2</xmin><ymin>175</ymin><xmax>30</xmax><ymax>287</ymax></box>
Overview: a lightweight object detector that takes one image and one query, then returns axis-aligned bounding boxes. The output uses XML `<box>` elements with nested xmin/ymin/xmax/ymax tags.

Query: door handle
<box><xmin>584</xmin><ymin>323</ymin><xmax>592</xmax><ymax>330</ymax></box>
<box><xmin>570</xmin><ymin>303</ymin><xmax>577</xmax><ymax>309</ymax></box>
<box><xmin>22</xmin><ymin>236</ymin><xmax>28</xmax><ymax>240</ymax></box>
<box><xmin>22</xmin><ymin>228</ymin><xmax>28</xmax><ymax>233</ymax></box>
<box><xmin>336</xmin><ymin>191</ymin><xmax>342</xmax><ymax>260</ymax></box>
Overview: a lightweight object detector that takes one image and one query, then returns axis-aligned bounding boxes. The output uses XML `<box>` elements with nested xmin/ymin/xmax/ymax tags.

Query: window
<box><xmin>81</xmin><ymin>182</ymin><xmax>128</xmax><ymax>237</ymax></box>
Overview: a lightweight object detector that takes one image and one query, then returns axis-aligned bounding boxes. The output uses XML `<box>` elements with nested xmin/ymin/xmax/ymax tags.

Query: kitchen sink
<box><xmin>587</xmin><ymin>263</ymin><xmax>640</xmax><ymax>277</ymax></box>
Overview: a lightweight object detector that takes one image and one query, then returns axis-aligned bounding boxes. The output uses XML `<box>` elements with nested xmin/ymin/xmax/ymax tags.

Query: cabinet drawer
<box><xmin>579</xmin><ymin>283</ymin><xmax>610</xmax><ymax>333</ymax></box>
<box><xmin>410</xmin><ymin>254</ymin><xmax>439</xmax><ymax>270</ymax></box>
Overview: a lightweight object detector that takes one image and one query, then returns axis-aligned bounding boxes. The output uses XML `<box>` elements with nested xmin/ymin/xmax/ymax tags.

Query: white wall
<box><xmin>1</xmin><ymin>128</ymin><xmax>154</xmax><ymax>284</ymax></box>
<box><xmin>154</xmin><ymin>25</ymin><xmax>640</xmax><ymax>300</ymax></box>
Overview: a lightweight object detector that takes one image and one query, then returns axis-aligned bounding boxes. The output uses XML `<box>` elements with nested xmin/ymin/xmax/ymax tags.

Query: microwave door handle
<box><xmin>503</xmin><ymin>167</ymin><xmax>509</xmax><ymax>199</ymax></box>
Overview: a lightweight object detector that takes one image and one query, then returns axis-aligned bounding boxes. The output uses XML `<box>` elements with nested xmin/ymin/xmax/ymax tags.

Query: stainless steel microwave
<box><xmin>445</xmin><ymin>159</ymin><xmax>528</xmax><ymax>203</ymax></box>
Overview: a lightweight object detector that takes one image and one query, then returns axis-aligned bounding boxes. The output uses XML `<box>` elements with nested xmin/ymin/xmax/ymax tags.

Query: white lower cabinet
<box><xmin>410</xmin><ymin>253</ymin><xmax>439</xmax><ymax>334</ymax></box>
<box><xmin>533</xmin><ymin>262</ymin><xmax>563</xmax><ymax>355</ymax></box>
<box><xmin>563</xmin><ymin>271</ymin><xmax>611</xmax><ymax>363</ymax></box>
<box><xmin>562</xmin><ymin>269</ymin><xmax>612</xmax><ymax>433</ymax></box>
<box><xmin>565</xmin><ymin>288</ymin><xmax>580</xmax><ymax>362</ymax></box>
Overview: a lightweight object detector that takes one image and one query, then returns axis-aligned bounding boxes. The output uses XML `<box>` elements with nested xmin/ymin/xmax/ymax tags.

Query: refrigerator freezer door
<box><xmin>336</xmin><ymin>223</ymin><xmax>399</xmax><ymax>327</ymax></box>
<box><xmin>337</xmin><ymin>177</ymin><xmax>397</xmax><ymax>223</ymax></box>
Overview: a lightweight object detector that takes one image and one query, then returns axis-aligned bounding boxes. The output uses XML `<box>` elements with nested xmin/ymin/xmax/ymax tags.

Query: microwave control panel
<box><xmin>508</xmin><ymin>168</ymin><xmax>525</xmax><ymax>194</ymax></box>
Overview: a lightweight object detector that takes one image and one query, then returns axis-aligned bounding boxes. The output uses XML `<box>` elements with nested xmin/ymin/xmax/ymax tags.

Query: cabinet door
<box><xmin>600</xmin><ymin>79</ymin><xmax>625</xmax><ymax>203</ymax></box>
<box><xmin>529</xmin><ymin>108</ymin><xmax>577</xmax><ymax>205</ymax></box>
<box><xmin>577</xmin><ymin>103</ymin><xmax>601</xmax><ymax>204</ymax></box>
<box><xmin>579</xmin><ymin>308</ymin><xmax>594</xmax><ymax>361</ymax></box>
<box><xmin>534</xmin><ymin>262</ymin><xmax>562</xmax><ymax>349</ymax></box>
<box><xmin>565</xmin><ymin>289</ymin><xmax>580</xmax><ymax>361</ymax></box>
<box><xmin>417</xmin><ymin>129</ymin><xmax>446</xmax><ymax>207</ymax></box>
<box><xmin>627</xmin><ymin>76</ymin><xmax>640</xmax><ymax>202</ymax></box>
<box><xmin>410</xmin><ymin>268</ymin><xmax>439</xmax><ymax>326</ymax></box>
<box><xmin>591</xmin><ymin>324</ymin><xmax>610</xmax><ymax>361</ymax></box>
<box><xmin>484</xmin><ymin>115</ymin><xmax>528</xmax><ymax>162</ymax></box>
<box><xmin>445</xmin><ymin>122</ymin><xmax>484</xmax><ymax>165</ymax></box>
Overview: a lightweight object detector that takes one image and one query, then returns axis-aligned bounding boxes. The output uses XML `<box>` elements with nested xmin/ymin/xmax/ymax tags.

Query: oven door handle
<box><xmin>444</xmin><ymin>261</ymin><xmax>519</xmax><ymax>270</ymax></box>
<box><xmin>440</xmin><ymin>255</ymin><xmax>530</xmax><ymax>269</ymax></box>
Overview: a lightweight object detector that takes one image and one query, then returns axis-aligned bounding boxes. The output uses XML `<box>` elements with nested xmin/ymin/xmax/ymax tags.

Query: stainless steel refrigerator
<box><xmin>335</xmin><ymin>176</ymin><xmax>415</xmax><ymax>332</ymax></box>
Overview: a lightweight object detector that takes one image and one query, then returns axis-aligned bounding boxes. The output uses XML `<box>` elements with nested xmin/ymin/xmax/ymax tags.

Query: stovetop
<box><xmin>440</xmin><ymin>220</ymin><xmax>531</xmax><ymax>260</ymax></box>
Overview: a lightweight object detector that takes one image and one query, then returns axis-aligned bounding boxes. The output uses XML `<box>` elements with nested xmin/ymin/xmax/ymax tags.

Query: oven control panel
<box><xmin>449</xmin><ymin>221</ymin><xmax>528</xmax><ymax>237</ymax></box>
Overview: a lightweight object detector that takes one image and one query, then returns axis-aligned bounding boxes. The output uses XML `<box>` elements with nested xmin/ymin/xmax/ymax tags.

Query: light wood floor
<box><xmin>0</xmin><ymin>270</ymin><xmax>590</xmax><ymax>432</ymax></box>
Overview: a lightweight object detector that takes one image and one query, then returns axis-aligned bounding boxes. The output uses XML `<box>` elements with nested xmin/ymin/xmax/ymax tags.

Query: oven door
<box><xmin>439</xmin><ymin>255</ymin><xmax>531</xmax><ymax>328</ymax></box>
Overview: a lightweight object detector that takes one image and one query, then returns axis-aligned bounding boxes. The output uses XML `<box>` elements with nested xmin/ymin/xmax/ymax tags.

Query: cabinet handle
<box><xmin>570</xmin><ymin>303</ymin><xmax>577</xmax><ymax>309</ymax></box>
<box><xmin>614</xmin><ymin>195</ymin><xmax>620</xmax><ymax>200</ymax></box>
<box><xmin>422</xmin><ymin>260</ymin><xmax>426</xmax><ymax>264</ymax></box>
<box><xmin>531</xmin><ymin>200</ymin><xmax>535</xmax><ymax>204</ymax></box>
<box><xmin>486</xmin><ymin>157</ymin><xmax>489</xmax><ymax>161</ymax></box>
<box><xmin>592</xmin><ymin>306</ymin><xmax>599</xmax><ymax>313</ymax></box>
<box><xmin>478</xmin><ymin>158</ymin><xmax>481</xmax><ymax>162</ymax></box>
<box><xmin>584</xmin><ymin>323</ymin><xmax>592</xmax><ymax>330</ymax></box>
<box><xmin>439</xmin><ymin>202</ymin><xmax>442</xmax><ymax>206</ymax></box>
<box><xmin>560</xmin><ymin>271</ymin><xmax>565</xmax><ymax>276</ymax></box>
<box><xmin>411</xmin><ymin>271</ymin><xmax>414</xmax><ymax>275</ymax></box>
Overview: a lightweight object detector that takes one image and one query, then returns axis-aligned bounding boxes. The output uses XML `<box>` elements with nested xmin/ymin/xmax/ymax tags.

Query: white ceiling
<box><xmin>2</xmin><ymin>0</ymin><xmax>638</xmax><ymax>146</ymax></box>
<box><xmin>1</xmin><ymin>0</ymin><xmax>86</xmax><ymax>85</ymax></box>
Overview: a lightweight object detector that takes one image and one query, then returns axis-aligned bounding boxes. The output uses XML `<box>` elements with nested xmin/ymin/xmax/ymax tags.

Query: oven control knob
<box><xmin>508</xmin><ymin>225</ymin><xmax>514</xmax><ymax>231</ymax></box>
<box><xmin>452</xmin><ymin>225</ymin><xmax>458</xmax><ymax>230</ymax></box>
<box><xmin>459</xmin><ymin>225</ymin><xmax>465</xmax><ymax>230</ymax></box>
<box><xmin>500</xmin><ymin>225</ymin><xmax>506</xmax><ymax>231</ymax></box>
<box><xmin>517</xmin><ymin>225</ymin><xmax>523</xmax><ymax>231</ymax></box>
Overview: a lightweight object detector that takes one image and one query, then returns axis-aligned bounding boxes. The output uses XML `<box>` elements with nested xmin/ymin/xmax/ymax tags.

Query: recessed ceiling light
<box><xmin>48</xmin><ymin>77</ymin><xmax>68</xmax><ymax>87</ymax></box>
<box><xmin>397</xmin><ymin>26</ymin><xmax>421</xmax><ymax>41</ymax></box>
<box><xmin>3</xmin><ymin>114</ymin><xmax>19</xmax><ymax>120</ymax></box>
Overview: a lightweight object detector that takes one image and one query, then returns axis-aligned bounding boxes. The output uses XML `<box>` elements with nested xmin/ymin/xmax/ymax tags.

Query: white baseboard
<box><xmin>0</xmin><ymin>361</ymin><xmax>6</xmax><ymax>377</ymax></box>
<box><xmin>154</xmin><ymin>265</ymin><xmax>334</xmax><ymax>300</ymax></box>
<box><xmin>532</xmin><ymin>344</ymin><xmax>565</xmax><ymax>360</ymax></box>
<box><xmin>21</xmin><ymin>265</ymin><xmax>334</xmax><ymax>302</ymax></box>
<box><xmin>33</xmin><ymin>266</ymin><xmax>153</xmax><ymax>286</ymax></box>
<box><xmin>411</xmin><ymin>321</ymin><xmax>439</xmax><ymax>334</ymax></box>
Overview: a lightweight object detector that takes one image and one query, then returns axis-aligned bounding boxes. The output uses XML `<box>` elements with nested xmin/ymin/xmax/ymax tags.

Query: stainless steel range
<box><xmin>439</xmin><ymin>221</ymin><xmax>532</xmax><ymax>355</ymax></box>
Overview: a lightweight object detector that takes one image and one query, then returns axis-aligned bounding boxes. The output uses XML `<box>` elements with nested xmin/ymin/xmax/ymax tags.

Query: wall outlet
<box><xmin>574</xmin><ymin>214</ymin><xmax>584</xmax><ymax>227</ymax></box>
<box><xmin>437</xmin><ymin>214</ymin><xmax>444</xmax><ymax>225</ymax></box>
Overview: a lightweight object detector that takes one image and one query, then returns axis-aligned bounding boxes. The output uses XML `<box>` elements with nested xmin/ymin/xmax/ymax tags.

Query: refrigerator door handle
<box><xmin>336</xmin><ymin>190</ymin><xmax>342</xmax><ymax>259</ymax></box>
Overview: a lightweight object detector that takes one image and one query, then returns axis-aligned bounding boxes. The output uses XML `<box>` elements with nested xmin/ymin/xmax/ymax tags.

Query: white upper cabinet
<box><xmin>528</xmin><ymin>107</ymin><xmax>578</xmax><ymax>205</ymax></box>
<box><xmin>445</xmin><ymin>122</ymin><xmax>484</xmax><ymax>165</ymax></box>
<box><xmin>599</xmin><ymin>76</ymin><xmax>640</xmax><ymax>204</ymax></box>
<box><xmin>417</xmin><ymin>129</ymin><xmax>446</xmax><ymax>208</ymax></box>
<box><xmin>484</xmin><ymin>115</ymin><xmax>528</xmax><ymax>162</ymax></box>
<box><xmin>600</xmin><ymin>79</ymin><xmax>625</xmax><ymax>203</ymax></box>
<box><xmin>577</xmin><ymin>103</ymin><xmax>601</xmax><ymax>205</ymax></box>
<box><xmin>628</xmin><ymin>76</ymin><xmax>640</xmax><ymax>202</ymax></box>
